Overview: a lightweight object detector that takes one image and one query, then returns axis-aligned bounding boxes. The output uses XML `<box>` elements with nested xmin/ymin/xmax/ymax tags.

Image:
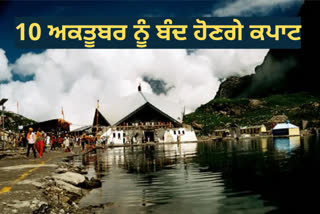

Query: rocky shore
<box><xmin>0</xmin><ymin>148</ymin><xmax>103</xmax><ymax>214</ymax></box>
<box><xmin>37</xmin><ymin>162</ymin><xmax>102</xmax><ymax>214</ymax></box>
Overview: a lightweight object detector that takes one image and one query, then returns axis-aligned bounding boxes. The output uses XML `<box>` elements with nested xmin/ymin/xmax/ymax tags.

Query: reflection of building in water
<box><xmin>97</xmin><ymin>143</ymin><xmax>198</xmax><ymax>174</ymax></box>
<box><xmin>233</xmin><ymin>138</ymin><xmax>270</xmax><ymax>152</ymax></box>
<box><xmin>163</xmin><ymin>143</ymin><xmax>197</xmax><ymax>158</ymax></box>
<box><xmin>122</xmin><ymin>146</ymin><xmax>178</xmax><ymax>173</ymax></box>
<box><xmin>273</xmin><ymin>136</ymin><xmax>301</xmax><ymax>152</ymax></box>
<box><xmin>272</xmin><ymin>121</ymin><xmax>300</xmax><ymax>136</ymax></box>
<box><xmin>261</xmin><ymin>138</ymin><xmax>268</xmax><ymax>152</ymax></box>
<box><xmin>81</xmin><ymin>150</ymin><xmax>111</xmax><ymax>179</ymax></box>
<box><xmin>94</xmin><ymin>85</ymin><xmax>197</xmax><ymax>145</ymax></box>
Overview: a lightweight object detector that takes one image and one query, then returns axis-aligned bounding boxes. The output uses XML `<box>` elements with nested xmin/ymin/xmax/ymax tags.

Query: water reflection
<box><xmin>71</xmin><ymin>136</ymin><xmax>320</xmax><ymax>213</ymax></box>
<box><xmin>273</xmin><ymin>136</ymin><xmax>300</xmax><ymax>152</ymax></box>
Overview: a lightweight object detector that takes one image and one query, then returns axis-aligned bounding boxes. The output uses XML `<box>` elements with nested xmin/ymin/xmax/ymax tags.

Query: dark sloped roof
<box><xmin>98</xmin><ymin>91</ymin><xmax>183</xmax><ymax>125</ymax></box>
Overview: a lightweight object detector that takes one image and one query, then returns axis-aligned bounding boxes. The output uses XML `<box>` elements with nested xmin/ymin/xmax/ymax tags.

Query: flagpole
<box><xmin>61</xmin><ymin>107</ymin><xmax>64</xmax><ymax>120</ymax></box>
<box><xmin>96</xmin><ymin>100</ymin><xmax>99</xmax><ymax>136</ymax></box>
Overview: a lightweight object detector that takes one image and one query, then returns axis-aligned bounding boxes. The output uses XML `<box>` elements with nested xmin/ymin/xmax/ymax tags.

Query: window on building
<box><xmin>113</xmin><ymin>133</ymin><xmax>116</xmax><ymax>138</ymax></box>
<box><xmin>182</xmin><ymin>130</ymin><xmax>185</xmax><ymax>135</ymax></box>
<box><xmin>118</xmin><ymin>133</ymin><xmax>121</xmax><ymax>139</ymax></box>
<box><xmin>178</xmin><ymin>131</ymin><xmax>181</xmax><ymax>135</ymax></box>
<box><xmin>174</xmin><ymin>131</ymin><xmax>176</xmax><ymax>135</ymax></box>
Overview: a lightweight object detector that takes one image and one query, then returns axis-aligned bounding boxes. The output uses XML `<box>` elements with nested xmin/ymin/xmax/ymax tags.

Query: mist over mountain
<box><xmin>215</xmin><ymin>0</ymin><xmax>319</xmax><ymax>99</ymax></box>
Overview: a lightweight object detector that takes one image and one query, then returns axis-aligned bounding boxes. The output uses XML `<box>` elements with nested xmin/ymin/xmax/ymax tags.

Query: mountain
<box><xmin>215</xmin><ymin>0</ymin><xmax>320</xmax><ymax>99</ymax></box>
<box><xmin>186</xmin><ymin>1</ymin><xmax>320</xmax><ymax>135</ymax></box>
<box><xmin>1</xmin><ymin>111</ymin><xmax>35</xmax><ymax>132</ymax></box>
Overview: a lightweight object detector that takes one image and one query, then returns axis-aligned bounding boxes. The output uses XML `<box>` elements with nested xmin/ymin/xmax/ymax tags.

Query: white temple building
<box><xmin>94</xmin><ymin>86</ymin><xmax>197</xmax><ymax>145</ymax></box>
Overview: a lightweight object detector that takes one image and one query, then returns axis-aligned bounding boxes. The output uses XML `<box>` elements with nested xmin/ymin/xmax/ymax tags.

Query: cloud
<box><xmin>213</xmin><ymin>0</ymin><xmax>303</xmax><ymax>17</ymax></box>
<box><xmin>0</xmin><ymin>48</ymin><xmax>268</xmax><ymax>128</ymax></box>
<box><xmin>142</xmin><ymin>76</ymin><xmax>174</xmax><ymax>95</ymax></box>
<box><xmin>194</xmin><ymin>49</ymin><xmax>268</xmax><ymax>78</ymax></box>
<box><xmin>0</xmin><ymin>49</ymin><xmax>11</xmax><ymax>81</ymax></box>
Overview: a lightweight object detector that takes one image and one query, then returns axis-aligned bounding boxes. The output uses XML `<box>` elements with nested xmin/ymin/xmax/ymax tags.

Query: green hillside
<box><xmin>185</xmin><ymin>93</ymin><xmax>320</xmax><ymax>135</ymax></box>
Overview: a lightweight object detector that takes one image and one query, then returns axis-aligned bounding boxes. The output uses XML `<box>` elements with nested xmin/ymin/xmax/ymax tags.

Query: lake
<box><xmin>69</xmin><ymin>136</ymin><xmax>320</xmax><ymax>213</ymax></box>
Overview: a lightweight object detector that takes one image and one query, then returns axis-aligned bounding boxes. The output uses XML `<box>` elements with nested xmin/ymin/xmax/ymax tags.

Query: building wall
<box><xmin>260</xmin><ymin>125</ymin><xmax>267</xmax><ymax>132</ymax></box>
<box><xmin>272</xmin><ymin>129</ymin><xmax>289</xmax><ymax>136</ymax></box>
<box><xmin>124</xmin><ymin>129</ymin><xmax>144</xmax><ymax>143</ymax></box>
<box><xmin>241</xmin><ymin>125</ymin><xmax>266</xmax><ymax>135</ymax></box>
<box><xmin>164</xmin><ymin>128</ymin><xmax>197</xmax><ymax>143</ymax></box>
<box><xmin>107</xmin><ymin>130</ymin><xmax>126</xmax><ymax>145</ymax></box>
<box><xmin>105</xmin><ymin>127</ymin><xmax>197</xmax><ymax>145</ymax></box>
<box><xmin>155</xmin><ymin>129</ymin><xmax>165</xmax><ymax>142</ymax></box>
<box><xmin>289</xmin><ymin>128</ymin><xmax>300</xmax><ymax>136</ymax></box>
<box><xmin>272</xmin><ymin>128</ymin><xmax>300</xmax><ymax>136</ymax></box>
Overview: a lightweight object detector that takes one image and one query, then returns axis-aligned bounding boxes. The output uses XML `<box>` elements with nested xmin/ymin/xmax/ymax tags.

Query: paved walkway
<box><xmin>0</xmin><ymin>147</ymin><xmax>81</xmax><ymax>213</ymax></box>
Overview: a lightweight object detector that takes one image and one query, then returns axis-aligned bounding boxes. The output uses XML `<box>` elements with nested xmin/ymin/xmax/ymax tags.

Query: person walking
<box><xmin>45</xmin><ymin>134</ymin><xmax>51</xmax><ymax>151</ymax></box>
<box><xmin>50</xmin><ymin>134</ymin><xmax>56</xmax><ymax>150</ymax></box>
<box><xmin>63</xmin><ymin>135</ymin><xmax>70</xmax><ymax>152</ymax></box>
<box><xmin>18</xmin><ymin>134</ymin><xmax>23</xmax><ymax>147</ymax></box>
<box><xmin>26</xmin><ymin>128</ymin><xmax>36</xmax><ymax>158</ymax></box>
<box><xmin>35</xmin><ymin>129</ymin><xmax>45</xmax><ymax>158</ymax></box>
<box><xmin>57</xmin><ymin>136</ymin><xmax>63</xmax><ymax>149</ymax></box>
<box><xmin>81</xmin><ymin>134</ymin><xmax>86</xmax><ymax>151</ymax></box>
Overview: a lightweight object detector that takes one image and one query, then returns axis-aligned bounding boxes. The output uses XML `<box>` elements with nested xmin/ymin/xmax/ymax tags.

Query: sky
<box><xmin>0</xmin><ymin>0</ymin><xmax>303</xmax><ymax>129</ymax></box>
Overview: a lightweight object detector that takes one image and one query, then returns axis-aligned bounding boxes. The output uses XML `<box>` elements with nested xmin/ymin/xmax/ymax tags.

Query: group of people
<box><xmin>1</xmin><ymin>126</ymin><xmax>108</xmax><ymax>158</ymax></box>
<box><xmin>26</xmin><ymin>127</ymin><xmax>45</xmax><ymax>158</ymax></box>
<box><xmin>26</xmin><ymin>128</ymin><xmax>75</xmax><ymax>159</ymax></box>
<box><xmin>1</xmin><ymin>126</ymin><xmax>111</xmax><ymax>159</ymax></box>
<box><xmin>0</xmin><ymin>130</ymin><xmax>25</xmax><ymax>149</ymax></box>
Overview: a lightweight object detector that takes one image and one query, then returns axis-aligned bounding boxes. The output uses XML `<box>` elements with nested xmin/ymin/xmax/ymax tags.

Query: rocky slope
<box><xmin>1</xmin><ymin>111</ymin><xmax>35</xmax><ymax>131</ymax></box>
<box><xmin>185</xmin><ymin>93</ymin><xmax>320</xmax><ymax>135</ymax></box>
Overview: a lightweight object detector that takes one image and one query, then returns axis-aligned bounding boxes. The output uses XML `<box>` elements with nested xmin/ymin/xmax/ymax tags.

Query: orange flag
<box><xmin>61</xmin><ymin>107</ymin><xmax>64</xmax><ymax>120</ymax></box>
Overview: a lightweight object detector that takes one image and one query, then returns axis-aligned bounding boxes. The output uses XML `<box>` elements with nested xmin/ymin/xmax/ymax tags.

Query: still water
<box><xmin>69</xmin><ymin>136</ymin><xmax>320</xmax><ymax>213</ymax></box>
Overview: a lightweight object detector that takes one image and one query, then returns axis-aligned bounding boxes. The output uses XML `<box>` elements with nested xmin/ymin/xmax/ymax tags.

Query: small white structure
<box><xmin>163</xmin><ymin>127</ymin><xmax>197</xmax><ymax>143</ymax></box>
<box><xmin>272</xmin><ymin>121</ymin><xmax>300</xmax><ymax>136</ymax></box>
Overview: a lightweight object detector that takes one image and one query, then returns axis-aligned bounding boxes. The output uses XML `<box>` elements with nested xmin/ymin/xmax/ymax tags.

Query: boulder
<box><xmin>192</xmin><ymin>122</ymin><xmax>203</xmax><ymax>130</ymax></box>
<box><xmin>214</xmin><ymin>76</ymin><xmax>252</xmax><ymax>99</ymax></box>
<box><xmin>73</xmin><ymin>166</ymin><xmax>88</xmax><ymax>175</ymax></box>
<box><xmin>53</xmin><ymin>172</ymin><xmax>86</xmax><ymax>186</ymax></box>
<box><xmin>55</xmin><ymin>168</ymin><xmax>68</xmax><ymax>174</ymax></box>
<box><xmin>79</xmin><ymin>177</ymin><xmax>102</xmax><ymax>189</ymax></box>
<box><xmin>55</xmin><ymin>180</ymin><xmax>83</xmax><ymax>196</ymax></box>
<box><xmin>313</xmin><ymin>102</ymin><xmax>320</xmax><ymax>108</ymax></box>
<box><xmin>249</xmin><ymin>99</ymin><xmax>264</xmax><ymax>107</ymax></box>
<box><xmin>268</xmin><ymin>114</ymin><xmax>288</xmax><ymax>124</ymax></box>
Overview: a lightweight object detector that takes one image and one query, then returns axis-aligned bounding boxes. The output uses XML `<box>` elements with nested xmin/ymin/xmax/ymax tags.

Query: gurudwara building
<box><xmin>272</xmin><ymin>121</ymin><xmax>300</xmax><ymax>137</ymax></box>
<box><xmin>93</xmin><ymin>86</ymin><xmax>197</xmax><ymax>145</ymax></box>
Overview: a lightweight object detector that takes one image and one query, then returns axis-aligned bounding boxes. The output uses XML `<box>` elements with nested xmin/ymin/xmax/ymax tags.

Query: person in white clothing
<box><xmin>63</xmin><ymin>135</ymin><xmax>70</xmax><ymax>152</ymax></box>
<box><xmin>46</xmin><ymin>135</ymin><xmax>51</xmax><ymax>146</ymax></box>
<box><xmin>26</xmin><ymin>128</ymin><xmax>37</xmax><ymax>158</ymax></box>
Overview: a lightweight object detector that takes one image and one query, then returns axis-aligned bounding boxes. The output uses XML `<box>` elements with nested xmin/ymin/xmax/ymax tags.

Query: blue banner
<box><xmin>15</xmin><ymin>17</ymin><xmax>301</xmax><ymax>49</ymax></box>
